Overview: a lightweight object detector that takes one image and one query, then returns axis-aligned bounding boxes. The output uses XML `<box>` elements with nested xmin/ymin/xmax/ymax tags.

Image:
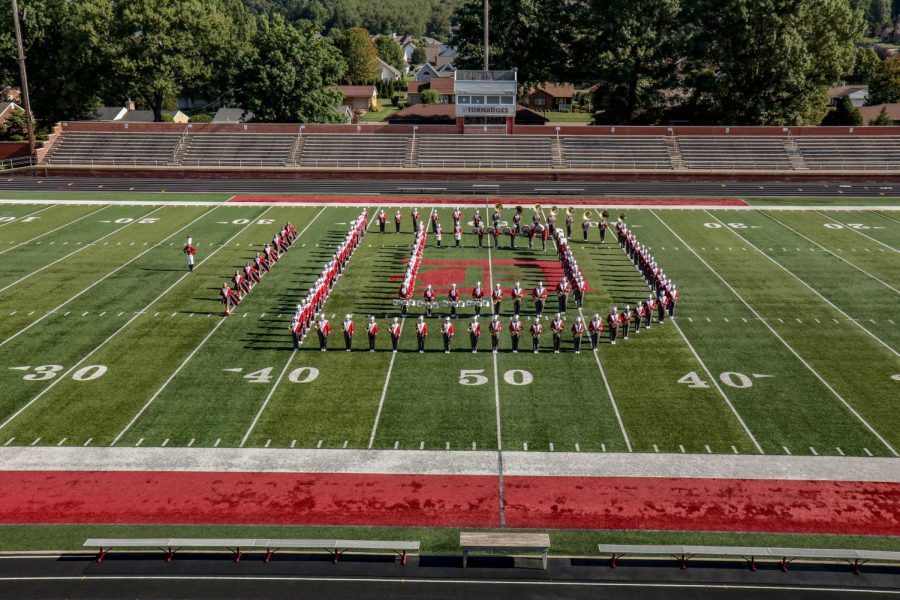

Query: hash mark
<box><xmin>30</xmin><ymin>438</ymin><xmax>41</xmax><ymax>446</ymax></box>
<box><xmin>393</xmin><ymin>441</ymin><xmax>399</xmax><ymax>450</ymax></box>
<box><xmin>83</xmin><ymin>438</ymin><xmax>92</xmax><ymax>446</ymax></box>
<box><xmin>264</xmin><ymin>439</ymin><xmax>271</xmax><ymax>448</ymax></box>
<box><xmin>653</xmin><ymin>444</ymin><xmax>659</xmax><ymax>453</ymax></box>
<box><xmin>472</xmin><ymin>441</ymin><xmax>477</xmax><ymax>450</ymax></box>
<box><xmin>135</xmin><ymin>438</ymin><xmax>144</xmax><ymax>447</ymax></box>
<box><xmin>419</xmin><ymin>441</ymin><xmax>424</xmax><ymax>450</ymax></box>
<box><xmin>445</xmin><ymin>442</ymin><xmax>450</xmax><ymax>450</ymax></box>
<box><xmin>731</xmin><ymin>445</ymin><xmax>739</xmax><ymax>454</ymax></box>
<box><xmin>679</xmin><ymin>445</ymin><xmax>686</xmax><ymax>453</ymax></box>
<box><xmin>575</xmin><ymin>443</ymin><xmax>580</xmax><ymax>452</ymax></box>
<box><xmin>601</xmin><ymin>443</ymin><xmax>606</xmax><ymax>452</ymax></box>
<box><xmin>783</xmin><ymin>446</ymin><xmax>791</xmax><ymax>455</ymax></box>
<box><xmin>864</xmin><ymin>447</ymin><xmax>873</xmax><ymax>456</ymax></box>
<box><xmin>742</xmin><ymin>318</ymin><xmax>747</xmax><ymax>323</ymax></box>
<box><xmin>523</xmin><ymin>442</ymin><xmax>528</xmax><ymax>451</ymax></box>
<box><xmin>161</xmin><ymin>439</ymin><xmax>169</xmax><ymax>447</ymax></box>
<box><xmin>705</xmin><ymin>444</ymin><xmax>712</xmax><ymax>454</ymax></box>
<box><xmin>809</xmin><ymin>446</ymin><xmax>817</xmax><ymax>456</ymax></box>
<box><xmin>317</xmin><ymin>439</ymin><xmax>323</xmax><ymax>448</ymax></box>
<box><xmin>836</xmin><ymin>447</ymin><xmax>845</xmax><ymax>456</ymax></box>
<box><xmin>290</xmin><ymin>440</ymin><xmax>296</xmax><ymax>448</ymax></box>
<box><xmin>56</xmin><ymin>438</ymin><xmax>66</xmax><ymax>446</ymax></box>
<box><xmin>3</xmin><ymin>438</ymin><xmax>13</xmax><ymax>446</ymax></box>
<box><xmin>187</xmin><ymin>438</ymin><xmax>195</xmax><ymax>447</ymax></box>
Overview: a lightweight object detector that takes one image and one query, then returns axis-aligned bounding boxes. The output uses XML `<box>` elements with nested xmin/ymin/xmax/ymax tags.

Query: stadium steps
<box><xmin>417</xmin><ymin>135</ymin><xmax>554</xmax><ymax>169</ymax></box>
<box><xmin>677</xmin><ymin>136</ymin><xmax>793</xmax><ymax>171</ymax></box>
<box><xmin>551</xmin><ymin>138</ymin><xmax>565</xmax><ymax>169</ymax></box>
<box><xmin>297</xmin><ymin>134</ymin><xmax>408</xmax><ymax>167</ymax></box>
<box><xmin>179</xmin><ymin>133</ymin><xmax>295</xmax><ymax>167</ymax></box>
<box><xmin>794</xmin><ymin>136</ymin><xmax>900</xmax><ymax>171</ymax></box>
<box><xmin>664</xmin><ymin>137</ymin><xmax>685</xmax><ymax>170</ymax></box>
<box><xmin>404</xmin><ymin>136</ymin><xmax>419</xmax><ymax>168</ymax></box>
<box><xmin>289</xmin><ymin>135</ymin><xmax>306</xmax><ymax>166</ymax></box>
<box><xmin>560</xmin><ymin>136</ymin><xmax>673</xmax><ymax>170</ymax></box>
<box><xmin>782</xmin><ymin>137</ymin><xmax>809</xmax><ymax>170</ymax></box>
<box><xmin>43</xmin><ymin>132</ymin><xmax>182</xmax><ymax>166</ymax></box>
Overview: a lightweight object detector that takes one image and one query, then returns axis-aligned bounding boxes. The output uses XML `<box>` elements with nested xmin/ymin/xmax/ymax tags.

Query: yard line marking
<box><xmin>523</xmin><ymin>442</ymin><xmax>528</xmax><ymax>451</ymax></box>
<box><xmin>783</xmin><ymin>446</ymin><xmax>792</xmax><ymax>455</ymax></box>
<box><xmin>264</xmin><ymin>439</ymin><xmax>271</xmax><ymax>448</ymax></box>
<box><xmin>0</xmin><ymin>206</ymin><xmax>163</xmax><ymax>296</ymax></box>
<box><xmin>56</xmin><ymin>438</ymin><xmax>66</xmax><ymax>446</ymax></box>
<box><xmin>187</xmin><ymin>438</ymin><xmax>195</xmax><ymax>447</ymax></box>
<box><xmin>836</xmin><ymin>447</ymin><xmax>844</xmax><ymax>456</ymax></box>
<box><xmin>575</xmin><ymin>443</ymin><xmax>580</xmax><ymax>452</ymax></box>
<box><xmin>317</xmin><ymin>440</ymin><xmax>323</xmax><ymax>449</ymax></box>
<box><xmin>484</xmin><ymin>216</ymin><xmax>507</xmax><ymax>528</ymax></box>
<box><xmin>161</xmin><ymin>438</ymin><xmax>169</xmax><ymax>447</ymax></box>
<box><xmin>214</xmin><ymin>438</ymin><xmax>220</xmax><ymax>447</ymax></box>
<box><xmin>0</xmin><ymin>205</ymin><xmax>107</xmax><ymax>257</ymax></box>
<box><xmin>445</xmin><ymin>442</ymin><xmax>450</xmax><ymax>450</ymax></box>
<box><xmin>817</xmin><ymin>210</ymin><xmax>898</xmax><ymax>253</ymax></box>
<box><xmin>653</xmin><ymin>210</ymin><xmax>899</xmax><ymax>457</ymax></box>
<box><xmin>577</xmin><ymin>312</ymin><xmax>630</xmax><ymax>451</ymax></box>
<box><xmin>864</xmin><ymin>447</ymin><xmax>873</xmax><ymax>456</ymax></box>
<box><xmin>394</xmin><ymin>441</ymin><xmax>399</xmax><ymax>450</ymax></box>
<box><xmin>705</xmin><ymin>445</ymin><xmax>712</xmax><ymax>454</ymax></box>
<box><xmin>82</xmin><ymin>438</ymin><xmax>92</xmax><ymax>446</ymax></box>
<box><xmin>679</xmin><ymin>444</ymin><xmax>686</xmax><ymax>453</ymax></box>
<box><xmin>343</xmin><ymin>440</ymin><xmax>349</xmax><ymax>449</ymax></box>
<box><xmin>653</xmin><ymin>444</ymin><xmax>659</xmax><ymax>453</ymax></box>
<box><xmin>290</xmin><ymin>440</ymin><xmax>296</xmax><ymax>448</ymax></box>
<box><xmin>2</xmin><ymin>438</ymin><xmax>12</xmax><ymax>446</ymax></box>
<box><xmin>601</xmin><ymin>443</ymin><xmax>606</xmax><ymax>452</ymax></box>
<box><xmin>809</xmin><ymin>446</ymin><xmax>818</xmax><ymax>455</ymax></box>
<box><xmin>731</xmin><ymin>445</ymin><xmax>739</xmax><ymax>454</ymax></box>
<box><xmin>548</xmin><ymin>442</ymin><xmax>554</xmax><ymax>452</ymax></box>
<box><xmin>0</xmin><ymin>205</ymin><xmax>54</xmax><ymax>229</ymax></box>
<box><xmin>134</xmin><ymin>438</ymin><xmax>143</xmax><ymax>447</ymax></box>
<box><xmin>0</xmin><ymin>208</ymin><xmax>272</xmax><ymax>433</ymax></box>
<box><xmin>669</xmin><ymin>314</ymin><xmax>763</xmax><ymax>453</ymax></box>
<box><xmin>110</xmin><ymin>313</ymin><xmax>228</xmax><ymax>445</ymax></box>
<box><xmin>706</xmin><ymin>211</ymin><xmax>898</xmax><ymax>358</ymax></box>
<box><xmin>763</xmin><ymin>212</ymin><xmax>899</xmax><ymax>294</ymax></box>
<box><xmin>30</xmin><ymin>438</ymin><xmax>40</xmax><ymax>446</ymax></box>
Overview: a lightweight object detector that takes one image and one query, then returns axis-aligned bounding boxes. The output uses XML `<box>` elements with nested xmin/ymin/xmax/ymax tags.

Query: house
<box><xmin>121</xmin><ymin>110</ymin><xmax>189</xmax><ymax>123</ymax></box>
<box><xmin>378</xmin><ymin>58</ymin><xmax>402</xmax><ymax>82</ymax></box>
<box><xmin>827</xmin><ymin>85</ymin><xmax>868</xmax><ymax>108</ymax></box>
<box><xmin>0</xmin><ymin>101</ymin><xmax>24</xmax><ymax>125</ymax></box>
<box><xmin>385</xmin><ymin>103</ymin><xmax>548</xmax><ymax>125</ymax></box>
<box><xmin>413</xmin><ymin>63</ymin><xmax>441</xmax><ymax>82</ymax></box>
<box><xmin>524</xmin><ymin>83</ymin><xmax>577</xmax><ymax>112</ymax></box>
<box><xmin>407</xmin><ymin>77</ymin><xmax>455</xmax><ymax>105</ymax></box>
<box><xmin>859</xmin><ymin>103</ymin><xmax>900</xmax><ymax>125</ymax></box>
<box><xmin>0</xmin><ymin>86</ymin><xmax>21</xmax><ymax>103</ymax></box>
<box><xmin>92</xmin><ymin>106</ymin><xmax>129</xmax><ymax>121</ymax></box>
<box><xmin>212</xmin><ymin>107</ymin><xmax>253</xmax><ymax>123</ymax></box>
<box><xmin>337</xmin><ymin>85</ymin><xmax>378</xmax><ymax>111</ymax></box>
<box><xmin>437</xmin><ymin>63</ymin><xmax>456</xmax><ymax>76</ymax></box>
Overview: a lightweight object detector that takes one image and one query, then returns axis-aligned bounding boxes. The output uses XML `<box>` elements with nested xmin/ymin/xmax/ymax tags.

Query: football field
<box><xmin>0</xmin><ymin>197</ymin><xmax>897</xmax><ymax>459</ymax></box>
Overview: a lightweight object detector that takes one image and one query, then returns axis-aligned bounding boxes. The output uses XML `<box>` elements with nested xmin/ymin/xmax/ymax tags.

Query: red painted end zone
<box><xmin>1</xmin><ymin>471</ymin><xmax>898</xmax><ymax>535</ymax></box>
<box><xmin>229</xmin><ymin>195</ymin><xmax>748</xmax><ymax>207</ymax></box>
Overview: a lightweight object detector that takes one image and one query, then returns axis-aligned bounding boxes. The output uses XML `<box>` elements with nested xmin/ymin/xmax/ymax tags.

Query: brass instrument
<box><xmin>534</xmin><ymin>203</ymin><xmax>542</xmax><ymax>213</ymax></box>
<box><xmin>583</xmin><ymin>210</ymin><xmax>592</xmax><ymax>221</ymax></box>
<box><xmin>495</xmin><ymin>202</ymin><xmax>503</xmax><ymax>211</ymax></box>
<box><xmin>601</xmin><ymin>210</ymin><xmax>610</xmax><ymax>219</ymax></box>
<box><xmin>515</xmin><ymin>205</ymin><xmax>523</xmax><ymax>214</ymax></box>
<box><xmin>566</xmin><ymin>207</ymin><xmax>575</xmax><ymax>216</ymax></box>
<box><xmin>619</xmin><ymin>212</ymin><xmax>627</xmax><ymax>222</ymax></box>
<box><xmin>550</xmin><ymin>206</ymin><xmax>559</xmax><ymax>216</ymax></box>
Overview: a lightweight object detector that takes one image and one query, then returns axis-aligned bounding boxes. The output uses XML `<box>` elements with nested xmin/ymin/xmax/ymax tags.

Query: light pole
<box><xmin>11</xmin><ymin>0</ymin><xmax>36</xmax><ymax>156</ymax></box>
<box><xmin>483</xmin><ymin>0</ymin><xmax>489</xmax><ymax>71</ymax></box>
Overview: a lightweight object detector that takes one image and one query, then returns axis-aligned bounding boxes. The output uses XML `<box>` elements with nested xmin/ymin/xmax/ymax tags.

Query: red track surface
<box><xmin>229</xmin><ymin>195</ymin><xmax>748</xmax><ymax>207</ymax></box>
<box><xmin>1</xmin><ymin>471</ymin><xmax>898</xmax><ymax>535</ymax></box>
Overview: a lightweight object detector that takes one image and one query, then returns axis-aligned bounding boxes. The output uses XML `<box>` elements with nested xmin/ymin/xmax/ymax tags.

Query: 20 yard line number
<box><xmin>678</xmin><ymin>371</ymin><xmax>769</xmax><ymax>389</ymax></box>
<box><xmin>460</xmin><ymin>369</ymin><xmax>533</xmax><ymax>386</ymax></box>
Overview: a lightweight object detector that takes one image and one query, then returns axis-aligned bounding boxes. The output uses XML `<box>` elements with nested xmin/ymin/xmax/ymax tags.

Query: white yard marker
<box><xmin>601</xmin><ymin>443</ymin><xmax>606</xmax><ymax>452</ymax></box>
<box><xmin>3</xmin><ymin>437</ymin><xmax>13</xmax><ymax>446</ymax></box>
<box><xmin>548</xmin><ymin>442</ymin><xmax>554</xmax><ymax>452</ymax></box>
<box><xmin>0</xmin><ymin>205</ymin><xmax>108</xmax><ymax>257</ymax></box>
<box><xmin>864</xmin><ymin>447</ymin><xmax>873</xmax><ymax>457</ymax></box>
<box><xmin>30</xmin><ymin>438</ymin><xmax>41</xmax><ymax>446</ymax></box>
<box><xmin>816</xmin><ymin>210</ymin><xmax>899</xmax><ymax>253</ymax></box>
<box><xmin>317</xmin><ymin>440</ymin><xmax>323</xmax><ymax>449</ymax></box>
<box><xmin>731</xmin><ymin>445</ymin><xmax>739</xmax><ymax>454</ymax></box>
<box><xmin>0</xmin><ymin>206</ymin><xmax>163</xmax><ymax>297</ymax></box>
<box><xmin>0</xmin><ymin>208</ymin><xmax>273</xmax><ymax>434</ymax></box>
<box><xmin>705</xmin><ymin>211</ymin><xmax>898</xmax><ymax>358</ymax></box>
<box><xmin>783</xmin><ymin>446</ymin><xmax>792</xmax><ymax>455</ymax></box>
<box><xmin>343</xmin><ymin>440</ymin><xmax>349</xmax><ymax>449</ymax></box>
<box><xmin>575</xmin><ymin>443</ymin><xmax>580</xmax><ymax>452</ymax></box>
<box><xmin>264</xmin><ymin>439</ymin><xmax>271</xmax><ymax>448</ymax></box>
<box><xmin>187</xmin><ymin>438</ymin><xmax>195</xmax><ymax>447</ymax></box>
<box><xmin>523</xmin><ymin>442</ymin><xmax>528</xmax><ymax>451</ymax></box>
<box><xmin>161</xmin><ymin>438</ymin><xmax>169</xmax><ymax>447</ymax></box>
<box><xmin>82</xmin><ymin>438</ymin><xmax>92</xmax><ymax>446</ymax></box>
<box><xmin>393</xmin><ymin>440</ymin><xmax>399</xmax><ymax>450</ymax></box>
<box><xmin>56</xmin><ymin>438</ymin><xmax>66</xmax><ymax>446</ymax></box>
<box><xmin>705</xmin><ymin>445</ymin><xmax>712</xmax><ymax>454</ymax></box>
<box><xmin>367</xmin><ymin>316</ymin><xmax>404</xmax><ymax>449</ymax></box>
<box><xmin>0</xmin><ymin>205</ymin><xmax>54</xmax><ymax>230</ymax></box>
<box><xmin>764</xmin><ymin>212</ymin><xmax>899</xmax><ymax>294</ymax></box>
<box><xmin>653</xmin><ymin>211</ymin><xmax>898</xmax><ymax>457</ymax></box>
<box><xmin>809</xmin><ymin>446</ymin><xmax>818</xmax><ymax>456</ymax></box>
<box><xmin>653</xmin><ymin>444</ymin><xmax>659</xmax><ymax>453</ymax></box>
<box><xmin>290</xmin><ymin>440</ymin><xmax>296</xmax><ymax>448</ymax></box>
<box><xmin>446</xmin><ymin>442</ymin><xmax>450</xmax><ymax>450</ymax></box>
<box><xmin>135</xmin><ymin>438</ymin><xmax>144</xmax><ymax>447</ymax></box>
<box><xmin>419</xmin><ymin>441</ymin><xmax>424</xmax><ymax>450</ymax></box>
<box><xmin>836</xmin><ymin>447</ymin><xmax>845</xmax><ymax>456</ymax></box>
<box><xmin>679</xmin><ymin>444</ymin><xmax>686</xmax><ymax>453</ymax></box>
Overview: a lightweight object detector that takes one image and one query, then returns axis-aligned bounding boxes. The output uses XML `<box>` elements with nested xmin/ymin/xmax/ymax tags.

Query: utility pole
<box><xmin>483</xmin><ymin>0</ymin><xmax>489</xmax><ymax>71</ymax></box>
<box><xmin>11</xmin><ymin>0</ymin><xmax>36</xmax><ymax>156</ymax></box>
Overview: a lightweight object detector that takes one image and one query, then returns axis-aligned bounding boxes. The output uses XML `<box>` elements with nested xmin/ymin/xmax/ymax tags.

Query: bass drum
<box><xmin>502</xmin><ymin>226</ymin><xmax>512</xmax><ymax>235</ymax></box>
<box><xmin>521</xmin><ymin>225</ymin><xmax>532</xmax><ymax>237</ymax></box>
<box><xmin>534</xmin><ymin>224</ymin><xmax>545</xmax><ymax>234</ymax></box>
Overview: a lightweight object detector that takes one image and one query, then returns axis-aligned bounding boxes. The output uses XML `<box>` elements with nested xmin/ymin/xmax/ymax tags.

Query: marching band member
<box><xmin>234</xmin><ymin>269</ymin><xmax>251</xmax><ymax>295</ymax></box>
<box><xmin>541</xmin><ymin>224</ymin><xmax>549</xmax><ymax>251</ymax></box>
<box><xmin>667</xmin><ymin>284</ymin><xmax>679</xmax><ymax>317</ymax></box>
<box><xmin>468</xmin><ymin>316</ymin><xmax>481</xmax><ymax>353</ymax></box>
<box><xmin>378</xmin><ymin>209</ymin><xmax>387</xmax><ymax>234</ymax></box>
<box><xmin>547</xmin><ymin>211</ymin><xmax>557</xmax><ymax>236</ymax></box>
<box><xmin>489</xmin><ymin>314</ymin><xmax>502</xmax><ymax>353</ymax></box>
<box><xmin>183</xmin><ymin>237</ymin><xmax>197</xmax><ymax>272</ymax></box>
<box><xmin>452</xmin><ymin>206</ymin><xmax>462</xmax><ymax>226</ymax></box>
<box><xmin>316</xmin><ymin>313</ymin><xmax>331</xmax><ymax>351</ymax></box>
<box><xmin>472</xmin><ymin>282</ymin><xmax>484</xmax><ymax>316</ymax></box>
<box><xmin>411</xmin><ymin>207</ymin><xmax>421</xmax><ymax>233</ymax></box>
<box><xmin>530</xmin><ymin>317</ymin><xmax>543</xmax><ymax>353</ymax></box>
<box><xmin>367</xmin><ymin>315</ymin><xmax>378</xmax><ymax>352</ymax></box>
<box><xmin>509</xmin><ymin>314</ymin><xmax>523</xmax><ymax>353</ymax></box>
<box><xmin>423</xmin><ymin>284</ymin><xmax>436</xmax><ymax>318</ymax></box>
<box><xmin>657</xmin><ymin>288</ymin><xmax>668</xmax><ymax>323</ymax></box>
<box><xmin>533</xmin><ymin>281</ymin><xmax>548</xmax><ymax>318</ymax></box>
<box><xmin>491</xmin><ymin>283</ymin><xmax>503</xmax><ymax>315</ymax></box>
<box><xmin>565</xmin><ymin>211</ymin><xmax>574</xmax><ymax>238</ymax></box>
<box><xmin>512</xmin><ymin>209</ymin><xmax>522</xmax><ymax>234</ymax></box>
<box><xmin>475</xmin><ymin>221</ymin><xmax>485</xmax><ymax>248</ymax></box>
<box><xmin>607</xmin><ymin>307</ymin><xmax>619</xmax><ymax>345</ymax></box>
<box><xmin>550</xmin><ymin>313</ymin><xmax>564</xmax><ymax>354</ymax></box>
<box><xmin>220</xmin><ymin>282</ymin><xmax>237</xmax><ymax>316</ymax></box>
<box><xmin>582</xmin><ymin>216</ymin><xmax>590</xmax><ymax>241</ymax></box>
<box><xmin>441</xmin><ymin>316</ymin><xmax>455</xmax><ymax>353</ymax></box>
<box><xmin>430</xmin><ymin>208</ymin><xmax>440</xmax><ymax>234</ymax></box>
<box><xmin>415</xmin><ymin>315</ymin><xmax>428</xmax><ymax>353</ymax></box>
<box><xmin>448</xmin><ymin>283</ymin><xmax>460</xmax><ymax>318</ymax></box>
<box><xmin>598</xmin><ymin>218</ymin><xmax>608</xmax><ymax>243</ymax></box>
<box><xmin>512</xmin><ymin>282</ymin><xmax>524</xmax><ymax>315</ymax></box>
<box><xmin>342</xmin><ymin>314</ymin><xmax>354</xmax><ymax>351</ymax></box>
<box><xmin>254</xmin><ymin>252</ymin><xmax>269</xmax><ymax>274</ymax></box>
<box><xmin>645</xmin><ymin>295</ymin><xmax>655</xmax><ymax>329</ymax></box>
<box><xmin>491</xmin><ymin>222</ymin><xmax>501</xmax><ymax>248</ymax></box>
<box><xmin>621</xmin><ymin>305</ymin><xmax>632</xmax><ymax>340</ymax></box>
<box><xmin>634</xmin><ymin>301</ymin><xmax>644</xmax><ymax>334</ymax></box>
<box><xmin>389</xmin><ymin>317</ymin><xmax>402</xmax><ymax>353</ymax></box>
<box><xmin>394</xmin><ymin>210</ymin><xmax>402</xmax><ymax>234</ymax></box>
<box><xmin>508</xmin><ymin>222</ymin><xmax>517</xmax><ymax>249</ymax></box>
<box><xmin>435</xmin><ymin>222</ymin><xmax>443</xmax><ymax>248</ymax></box>
<box><xmin>473</xmin><ymin>210</ymin><xmax>482</xmax><ymax>228</ymax></box>
<box><xmin>245</xmin><ymin>261</ymin><xmax>260</xmax><ymax>284</ymax></box>
<box><xmin>399</xmin><ymin>281</ymin><xmax>410</xmax><ymax>316</ymax></box>
<box><xmin>571</xmin><ymin>316</ymin><xmax>585</xmax><ymax>354</ymax></box>
<box><xmin>454</xmin><ymin>222</ymin><xmax>463</xmax><ymax>248</ymax></box>
<box><xmin>290</xmin><ymin>315</ymin><xmax>301</xmax><ymax>350</ymax></box>
<box><xmin>588</xmin><ymin>313</ymin><xmax>603</xmax><ymax>351</ymax></box>
<box><xmin>492</xmin><ymin>206</ymin><xmax>502</xmax><ymax>230</ymax></box>
<box><xmin>556</xmin><ymin>278</ymin><xmax>571</xmax><ymax>314</ymax></box>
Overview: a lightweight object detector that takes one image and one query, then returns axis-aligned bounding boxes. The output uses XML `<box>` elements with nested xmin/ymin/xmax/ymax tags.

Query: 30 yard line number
<box><xmin>678</xmin><ymin>371</ymin><xmax>770</xmax><ymax>389</ymax></box>
<box><xmin>459</xmin><ymin>369</ymin><xmax>533</xmax><ymax>386</ymax></box>
<box><xmin>13</xmin><ymin>364</ymin><xmax>108</xmax><ymax>381</ymax></box>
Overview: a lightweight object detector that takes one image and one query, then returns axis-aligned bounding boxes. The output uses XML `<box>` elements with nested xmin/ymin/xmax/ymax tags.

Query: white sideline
<box><xmin>652</xmin><ymin>210</ymin><xmax>898</xmax><ymax>457</ymax></box>
<box><xmin>0</xmin><ymin>207</ymin><xmax>272</xmax><ymax>433</ymax></box>
<box><xmin>0</xmin><ymin>207</ymin><xmax>219</xmax><ymax>349</ymax></box>
<box><xmin>484</xmin><ymin>209</ymin><xmax>506</xmax><ymax>527</ymax></box>
<box><xmin>240</xmin><ymin>207</ymin><xmax>365</xmax><ymax>448</ymax></box>
<box><xmin>0</xmin><ymin>204</ymin><xmax>53</xmax><ymax>229</ymax></box>
<box><xmin>0</xmin><ymin>204</ymin><xmax>108</xmax><ymax>257</ymax></box>
<box><xmin>876</xmin><ymin>210</ymin><xmax>900</xmax><ymax>225</ymax></box>
<box><xmin>0</xmin><ymin>446</ymin><xmax>898</xmax><ymax>482</ymax></box>
<box><xmin>0</xmin><ymin>206</ymin><xmax>163</xmax><ymax>296</ymax></box>
<box><xmin>763</xmin><ymin>212</ymin><xmax>898</xmax><ymax>293</ymax></box>
<box><xmin>815</xmin><ymin>210</ymin><xmax>899</xmax><ymax>253</ymax></box>
<box><xmin>705</xmin><ymin>210</ymin><xmax>899</xmax><ymax>358</ymax></box>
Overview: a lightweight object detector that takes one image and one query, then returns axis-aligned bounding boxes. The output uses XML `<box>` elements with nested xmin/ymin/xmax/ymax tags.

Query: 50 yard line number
<box><xmin>460</xmin><ymin>369</ymin><xmax>533</xmax><ymax>386</ymax></box>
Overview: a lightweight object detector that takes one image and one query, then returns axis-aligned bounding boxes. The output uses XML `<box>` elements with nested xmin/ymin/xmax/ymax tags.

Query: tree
<box><xmin>410</xmin><ymin>45</ymin><xmax>427</xmax><ymax>66</ymax></box>
<box><xmin>451</xmin><ymin>0</ymin><xmax>574</xmax><ymax>86</ymax></box>
<box><xmin>235</xmin><ymin>14</ymin><xmax>347</xmax><ymax>122</ymax></box>
<box><xmin>848</xmin><ymin>47</ymin><xmax>883</xmax><ymax>85</ymax></box>
<box><xmin>573</xmin><ymin>0</ymin><xmax>685</xmax><ymax>124</ymax></box>
<box><xmin>337</xmin><ymin>27</ymin><xmax>380</xmax><ymax>84</ymax></box>
<box><xmin>375</xmin><ymin>36</ymin><xmax>405</xmax><ymax>72</ymax></box>
<box><xmin>821</xmin><ymin>96</ymin><xmax>863</xmax><ymax>125</ymax></box>
<box><xmin>868</xmin><ymin>58</ymin><xmax>900</xmax><ymax>104</ymax></box>
<box><xmin>681</xmin><ymin>0</ymin><xmax>863</xmax><ymax>125</ymax></box>
<box><xmin>869</xmin><ymin>105</ymin><xmax>894</xmax><ymax>124</ymax></box>
<box><xmin>420</xmin><ymin>89</ymin><xmax>440</xmax><ymax>103</ymax></box>
<box><xmin>0</xmin><ymin>109</ymin><xmax>29</xmax><ymax>141</ymax></box>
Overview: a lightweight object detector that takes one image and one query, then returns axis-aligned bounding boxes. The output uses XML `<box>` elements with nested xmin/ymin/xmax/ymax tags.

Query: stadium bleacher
<box><xmin>795</xmin><ymin>136</ymin><xmax>900</xmax><ymax>171</ymax></box>
<box><xmin>45</xmin><ymin>132</ymin><xmax>183</xmax><ymax>166</ymax></box>
<box><xmin>417</xmin><ymin>135</ymin><xmax>554</xmax><ymax>169</ymax></box>
<box><xmin>296</xmin><ymin>134</ymin><xmax>408</xmax><ymax>167</ymax></box>
<box><xmin>677</xmin><ymin>136</ymin><xmax>794</xmax><ymax>171</ymax></box>
<box><xmin>561</xmin><ymin>136</ymin><xmax>672</xmax><ymax>170</ymax></box>
<box><xmin>180</xmin><ymin>133</ymin><xmax>297</xmax><ymax>167</ymax></box>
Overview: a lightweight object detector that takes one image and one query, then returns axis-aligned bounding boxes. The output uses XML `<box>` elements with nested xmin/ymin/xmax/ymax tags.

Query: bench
<box><xmin>472</xmin><ymin>184</ymin><xmax>500</xmax><ymax>194</ymax></box>
<box><xmin>533</xmin><ymin>188</ymin><xmax>585</xmax><ymax>195</ymax></box>
<box><xmin>460</xmin><ymin>532</ymin><xmax>551</xmax><ymax>569</ymax></box>
<box><xmin>84</xmin><ymin>537</ymin><xmax>420</xmax><ymax>565</ymax></box>
<box><xmin>596</xmin><ymin>544</ymin><xmax>900</xmax><ymax>574</ymax></box>
<box><xmin>396</xmin><ymin>187</ymin><xmax>447</xmax><ymax>194</ymax></box>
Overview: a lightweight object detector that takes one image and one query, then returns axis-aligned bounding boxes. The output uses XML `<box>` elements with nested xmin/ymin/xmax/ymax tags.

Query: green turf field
<box><xmin>0</xmin><ymin>201</ymin><xmax>897</xmax><ymax>457</ymax></box>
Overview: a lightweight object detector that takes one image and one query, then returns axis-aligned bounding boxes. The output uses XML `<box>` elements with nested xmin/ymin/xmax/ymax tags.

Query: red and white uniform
<box><xmin>572</xmin><ymin>321</ymin><xmax>585</xmax><ymax>337</ymax></box>
<box><xmin>472</xmin><ymin>286</ymin><xmax>484</xmax><ymax>302</ymax></box>
<box><xmin>367</xmin><ymin>321</ymin><xmax>379</xmax><ymax>337</ymax></box>
<box><xmin>509</xmin><ymin>320</ymin><xmax>523</xmax><ymax>336</ymax></box>
<box><xmin>468</xmin><ymin>322</ymin><xmax>481</xmax><ymax>336</ymax></box>
<box><xmin>442</xmin><ymin>322</ymin><xmax>455</xmax><ymax>336</ymax></box>
<box><xmin>342</xmin><ymin>320</ymin><xmax>355</xmax><ymax>335</ymax></box>
<box><xmin>452</xmin><ymin>209</ymin><xmax>462</xmax><ymax>223</ymax></box>
<box><xmin>449</xmin><ymin>288</ymin><xmax>460</xmax><ymax>304</ymax></box>
<box><xmin>454</xmin><ymin>224</ymin><xmax>462</xmax><ymax>240</ymax></box>
<box><xmin>607</xmin><ymin>313</ymin><xmax>619</xmax><ymax>329</ymax></box>
<box><xmin>416</xmin><ymin>321</ymin><xmax>428</xmax><ymax>337</ymax></box>
<box><xmin>530</xmin><ymin>323</ymin><xmax>543</xmax><ymax>336</ymax></box>
<box><xmin>533</xmin><ymin>286</ymin><xmax>548</xmax><ymax>302</ymax></box>
<box><xmin>550</xmin><ymin>318</ymin><xmax>564</xmax><ymax>333</ymax></box>
<box><xmin>389</xmin><ymin>321</ymin><xmax>402</xmax><ymax>339</ymax></box>
<box><xmin>317</xmin><ymin>319</ymin><xmax>331</xmax><ymax>336</ymax></box>
<box><xmin>489</xmin><ymin>320</ymin><xmax>502</xmax><ymax>336</ymax></box>
<box><xmin>588</xmin><ymin>318</ymin><xmax>603</xmax><ymax>334</ymax></box>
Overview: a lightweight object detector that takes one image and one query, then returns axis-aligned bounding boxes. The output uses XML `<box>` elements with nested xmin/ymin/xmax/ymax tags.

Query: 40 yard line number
<box><xmin>678</xmin><ymin>371</ymin><xmax>770</xmax><ymax>389</ymax></box>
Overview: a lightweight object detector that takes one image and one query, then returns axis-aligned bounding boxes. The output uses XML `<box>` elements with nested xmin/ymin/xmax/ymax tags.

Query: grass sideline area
<box><xmin>0</xmin><ymin>203</ymin><xmax>896</xmax><ymax>454</ymax></box>
<box><xmin>2</xmin><ymin>524</ymin><xmax>899</xmax><ymax>555</ymax></box>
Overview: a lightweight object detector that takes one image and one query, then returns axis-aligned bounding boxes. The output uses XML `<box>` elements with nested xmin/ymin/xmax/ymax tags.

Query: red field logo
<box><xmin>391</xmin><ymin>258</ymin><xmax>590</xmax><ymax>293</ymax></box>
